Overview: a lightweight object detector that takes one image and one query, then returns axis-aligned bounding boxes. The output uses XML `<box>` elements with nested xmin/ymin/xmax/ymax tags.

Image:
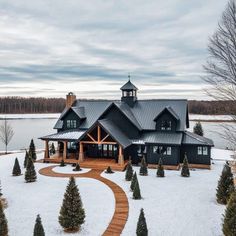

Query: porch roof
<box><xmin>40</xmin><ymin>130</ymin><xmax>85</xmax><ymax>141</ymax></box>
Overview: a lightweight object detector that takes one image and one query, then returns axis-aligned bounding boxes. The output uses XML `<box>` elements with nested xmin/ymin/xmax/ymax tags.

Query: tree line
<box><xmin>0</xmin><ymin>96</ymin><xmax>235</xmax><ymax>115</ymax></box>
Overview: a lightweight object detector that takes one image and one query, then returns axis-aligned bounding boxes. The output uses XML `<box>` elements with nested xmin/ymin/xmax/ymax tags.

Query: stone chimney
<box><xmin>66</xmin><ymin>92</ymin><xmax>76</xmax><ymax>108</ymax></box>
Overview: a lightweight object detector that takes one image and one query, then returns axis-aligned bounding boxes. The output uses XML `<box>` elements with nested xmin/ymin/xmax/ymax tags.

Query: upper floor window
<box><xmin>153</xmin><ymin>146</ymin><xmax>172</xmax><ymax>155</ymax></box>
<box><xmin>161</xmin><ymin>120</ymin><xmax>171</xmax><ymax>131</ymax></box>
<box><xmin>67</xmin><ymin>120</ymin><xmax>77</xmax><ymax>129</ymax></box>
<box><xmin>197</xmin><ymin>146</ymin><xmax>208</xmax><ymax>155</ymax></box>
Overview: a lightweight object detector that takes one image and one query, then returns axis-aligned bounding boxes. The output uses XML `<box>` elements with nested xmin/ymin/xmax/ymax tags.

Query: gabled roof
<box><xmin>98</xmin><ymin>119</ymin><xmax>132</xmax><ymax>148</ymax></box>
<box><xmin>154</xmin><ymin>106</ymin><xmax>180</xmax><ymax>121</ymax></box>
<box><xmin>120</xmin><ymin>80</ymin><xmax>138</xmax><ymax>91</ymax></box>
<box><xmin>182</xmin><ymin>131</ymin><xmax>214</xmax><ymax>146</ymax></box>
<box><xmin>54</xmin><ymin>99</ymin><xmax>189</xmax><ymax>131</ymax></box>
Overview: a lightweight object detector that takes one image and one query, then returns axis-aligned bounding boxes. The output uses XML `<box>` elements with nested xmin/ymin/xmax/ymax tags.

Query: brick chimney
<box><xmin>66</xmin><ymin>92</ymin><xmax>76</xmax><ymax>108</ymax></box>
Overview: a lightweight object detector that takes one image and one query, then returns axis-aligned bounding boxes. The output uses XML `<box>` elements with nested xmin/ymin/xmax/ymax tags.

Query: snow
<box><xmin>0</xmin><ymin>148</ymin><xmax>232</xmax><ymax>236</ymax></box>
<box><xmin>53</xmin><ymin>165</ymin><xmax>91</xmax><ymax>174</ymax></box>
<box><xmin>211</xmin><ymin>148</ymin><xmax>235</xmax><ymax>161</ymax></box>
<box><xmin>0</xmin><ymin>113</ymin><xmax>60</xmax><ymax>119</ymax></box>
<box><xmin>0</xmin><ymin>152</ymin><xmax>115</xmax><ymax>236</ymax></box>
<box><xmin>189</xmin><ymin>114</ymin><xmax>234</xmax><ymax>121</ymax></box>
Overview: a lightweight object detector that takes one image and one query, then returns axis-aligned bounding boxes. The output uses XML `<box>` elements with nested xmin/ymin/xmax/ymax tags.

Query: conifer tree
<box><xmin>24</xmin><ymin>150</ymin><xmax>29</xmax><ymax>168</ymax></box>
<box><xmin>73</xmin><ymin>163</ymin><xmax>81</xmax><ymax>172</ymax></box>
<box><xmin>125</xmin><ymin>161</ymin><xmax>133</xmax><ymax>181</ymax></box>
<box><xmin>12</xmin><ymin>157</ymin><xmax>21</xmax><ymax>176</ymax></box>
<box><xmin>130</xmin><ymin>172</ymin><xmax>137</xmax><ymax>191</ymax></box>
<box><xmin>139</xmin><ymin>157</ymin><xmax>148</xmax><ymax>176</ymax></box>
<box><xmin>136</xmin><ymin>208</ymin><xmax>148</xmax><ymax>236</ymax></box>
<box><xmin>29</xmin><ymin>139</ymin><xmax>37</xmax><ymax>161</ymax></box>
<box><xmin>25</xmin><ymin>157</ymin><xmax>37</xmax><ymax>183</ymax></box>
<box><xmin>105</xmin><ymin>166</ymin><xmax>114</xmax><ymax>174</ymax></box>
<box><xmin>181</xmin><ymin>154</ymin><xmax>190</xmax><ymax>177</ymax></box>
<box><xmin>60</xmin><ymin>159</ymin><xmax>66</xmax><ymax>167</ymax></box>
<box><xmin>223</xmin><ymin>191</ymin><xmax>236</xmax><ymax>236</ymax></box>
<box><xmin>59</xmin><ymin>177</ymin><xmax>85</xmax><ymax>232</ymax></box>
<box><xmin>0</xmin><ymin>200</ymin><xmax>8</xmax><ymax>236</ymax></box>
<box><xmin>133</xmin><ymin>176</ymin><xmax>141</xmax><ymax>200</ymax></box>
<box><xmin>33</xmin><ymin>214</ymin><xmax>45</xmax><ymax>236</ymax></box>
<box><xmin>193</xmin><ymin>121</ymin><xmax>204</xmax><ymax>136</ymax></box>
<box><xmin>157</xmin><ymin>158</ymin><xmax>165</xmax><ymax>177</ymax></box>
<box><xmin>216</xmin><ymin>163</ymin><xmax>235</xmax><ymax>204</ymax></box>
<box><xmin>50</xmin><ymin>143</ymin><xmax>56</xmax><ymax>155</ymax></box>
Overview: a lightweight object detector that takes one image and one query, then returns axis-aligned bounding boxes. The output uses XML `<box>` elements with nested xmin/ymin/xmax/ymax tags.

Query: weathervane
<box><xmin>128</xmin><ymin>73</ymin><xmax>131</xmax><ymax>81</ymax></box>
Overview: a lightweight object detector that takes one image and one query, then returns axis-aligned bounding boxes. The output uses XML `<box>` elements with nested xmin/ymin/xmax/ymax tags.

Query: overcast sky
<box><xmin>0</xmin><ymin>0</ymin><xmax>228</xmax><ymax>99</ymax></box>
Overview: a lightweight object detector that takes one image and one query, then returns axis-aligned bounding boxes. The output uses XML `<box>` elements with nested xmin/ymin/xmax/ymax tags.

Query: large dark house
<box><xmin>40</xmin><ymin>80</ymin><xmax>214</xmax><ymax>169</ymax></box>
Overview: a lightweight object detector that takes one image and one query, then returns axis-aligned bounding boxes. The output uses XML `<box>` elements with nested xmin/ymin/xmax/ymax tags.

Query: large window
<box><xmin>197</xmin><ymin>146</ymin><xmax>208</xmax><ymax>155</ymax></box>
<box><xmin>66</xmin><ymin>120</ymin><xmax>77</xmax><ymax>129</ymax></box>
<box><xmin>161</xmin><ymin>120</ymin><xmax>171</xmax><ymax>131</ymax></box>
<box><xmin>153</xmin><ymin>146</ymin><xmax>172</xmax><ymax>155</ymax></box>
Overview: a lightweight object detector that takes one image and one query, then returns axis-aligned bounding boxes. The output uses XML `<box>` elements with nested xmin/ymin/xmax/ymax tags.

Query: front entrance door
<box><xmin>86</xmin><ymin>144</ymin><xmax>118</xmax><ymax>159</ymax></box>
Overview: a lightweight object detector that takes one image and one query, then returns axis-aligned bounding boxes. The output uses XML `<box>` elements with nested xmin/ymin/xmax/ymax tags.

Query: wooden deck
<box><xmin>39</xmin><ymin>166</ymin><xmax>129</xmax><ymax>236</ymax></box>
<box><xmin>41</xmin><ymin>157</ymin><xmax>128</xmax><ymax>171</ymax></box>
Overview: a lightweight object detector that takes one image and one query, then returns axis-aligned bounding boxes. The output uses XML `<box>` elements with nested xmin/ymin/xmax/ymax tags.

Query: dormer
<box><xmin>154</xmin><ymin>106</ymin><xmax>179</xmax><ymax>131</ymax></box>
<box><xmin>120</xmin><ymin>78</ymin><xmax>138</xmax><ymax>107</ymax></box>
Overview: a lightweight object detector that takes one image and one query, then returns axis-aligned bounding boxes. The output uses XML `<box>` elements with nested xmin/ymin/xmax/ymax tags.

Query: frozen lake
<box><xmin>0</xmin><ymin>114</ymin><xmax>235</xmax><ymax>151</ymax></box>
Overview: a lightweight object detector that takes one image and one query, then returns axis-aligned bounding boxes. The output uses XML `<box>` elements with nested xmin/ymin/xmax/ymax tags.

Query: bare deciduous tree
<box><xmin>203</xmin><ymin>0</ymin><xmax>236</xmax><ymax>149</ymax></box>
<box><xmin>0</xmin><ymin>118</ymin><xmax>14</xmax><ymax>154</ymax></box>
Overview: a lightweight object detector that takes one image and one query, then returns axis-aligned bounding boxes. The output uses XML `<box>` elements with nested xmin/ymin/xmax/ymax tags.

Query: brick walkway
<box><xmin>39</xmin><ymin>166</ymin><xmax>129</xmax><ymax>236</ymax></box>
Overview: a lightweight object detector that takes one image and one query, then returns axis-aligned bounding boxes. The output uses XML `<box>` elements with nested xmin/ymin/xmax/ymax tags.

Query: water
<box><xmin>0</xmin><ymin>117</ymin><xmax>235</xmax><ymax>151</ymax></box>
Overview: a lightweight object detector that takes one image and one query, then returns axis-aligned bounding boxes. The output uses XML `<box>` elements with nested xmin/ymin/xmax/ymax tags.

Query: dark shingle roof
<box><xmin>154</xmin><ymin>106</ymin><xmax>180</xmax><ymax>121</ymax></box>
<box><xmin>120</xmin><ymin>80</ymin><xmax>138</xmax><ymax>90</ymax></box>
<box><xmin>54</xmin><ymin>99</ymin><xmax>188</xmax><ymax>131</ymax></box>
<box><xmin>139</xmin><ymin>132</ymin><xmax>183</xmax><ymax>145</ymax></box>
<box><xmin>182</xmin><ymin>131</ymin><xmax>214</xmax><ymax>146</ymax></box>
<box><xmin>98</xmin><ymin>119</ymin><xmax>131</xmax><ymax>148</ymax></box>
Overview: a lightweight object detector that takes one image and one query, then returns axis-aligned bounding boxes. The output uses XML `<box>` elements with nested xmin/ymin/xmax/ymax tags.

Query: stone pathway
<box><xmin>39</xmin><ymin>165</ymin><xmax>129</xmax><ymax>236</ymax></box>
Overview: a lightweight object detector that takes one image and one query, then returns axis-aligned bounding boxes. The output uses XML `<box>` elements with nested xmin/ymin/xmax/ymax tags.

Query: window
<box><xmin>66</xmin><ymin>120</ymin><xmax>77</xmax><ymax>129</ymax></box>
<box><xmin>161</xmin><ymin>120</ymin><xmax>171</xmax><ymax>130</ymax></box>
<box><xmin>198</xmin><ymin>146</ymin><xmax>208</xmax><ymax>155</ymax></box>
<box><xmin>153</xmin><ymin>146</ymin><xmax>171</xmax><ymax>155</ymax></box>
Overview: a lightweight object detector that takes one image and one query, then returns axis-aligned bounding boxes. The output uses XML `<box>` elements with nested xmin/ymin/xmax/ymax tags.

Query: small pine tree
<box><xmin>125</xmin><ymin>162</ymin><xmax>133</xmax><ymax>181</ymax></box>
<box><xmin>73</xmin><ymin>163</ymin><xmax>81</xmax><ymax>172</ymax></box>
<box><xmin>33</xmin><ymin>214</ymin><xmax>45</xmax><ymax>236</ymax></box>
<box><xmin>139</xmin><ymin>157</ymin><xmax>148</xmax><ymax>176</ymax></box>
<box><xmin>0</xmin><ymin>200</ymin><xmax>8</xmax><ymax>236</ymax></box>
<box><xmin>222</xmin><ymin>191</ymin><xmax>236</xmax><ymax>236</ymax></box>
<box><xmin>193</xmin><ymin>121</ymin><xmax>204</xmax><ymax>136</ymax></box>
<box><xmin>136</xmin><ymin>208</ymin><xmax>148</xmax><ymax>236</ymax></box>
<box><xmin>12</xmin><ymin>157</ymin><xmax>21</xmax><ymax>176</ymax></box>
<box><xmin>105</xmin><ymin>166</ymin><xmax>114</xmax><ymax>174</ymax></box>
<box><xmin>157</xmin><ymin>158</ymin><xmax>165</xmax><ymax>177</ymax></box>
<box><xmin>59</xmin><ymin>177</ymin><xmax>85</xmax><ymax>232</ymax></box>
<box><xmin>216</xmin><ymin>163</ymin><xmax>235</xmax><ymax>204</ymax></box>
<box><xmin>29</xmin><ymin>139</ymin><xmax>37</xmax><ymax>161</ymax></box>
<box><xmin>25</xmin><ymin>158</ymin><xmax>37</xmax><ymax>183</ymax></box>
<box><xmin>133</xmin><ymin>177</ymin><xmax>141</xmax><ymax>200</ymax></box>
<box><xmin>50</xmin><ymin>143</ymin><xmax>56</xmax><ymax>155</ymax></box>
<box><xmin>60</xmin><ymin>159</ymin><xmax>66</xmax><ymax>167</ymax></box>
<box><xmin>130</xmin><ymin>172</ymin><xmax>137</xmax><ymax>191</ymax></box>
<box><xmin>181</xmin><ymin>154</ymin><xmax>190</xmax><ymax>177</ymax></box>
<box><xmin>24</xmin><ymin>150</ymin><xmax>29</xmax><ymax>168</ymax></box>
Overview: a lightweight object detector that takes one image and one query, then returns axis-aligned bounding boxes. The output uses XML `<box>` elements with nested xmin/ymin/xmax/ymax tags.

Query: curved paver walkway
<box><xmin>39</xmin><ymin>166</ymin><xmax>129</xmax><ymax>236</ymax></box>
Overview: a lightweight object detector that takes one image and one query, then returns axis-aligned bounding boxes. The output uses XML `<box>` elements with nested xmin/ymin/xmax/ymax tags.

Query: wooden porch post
<box><xmin>79</xmin><ymin>142</ymin><xmax>84</xmax><ymax>162</ymax></box>
<box><xmin>63</xmin><ymin>141</ymin><xmax>67</xmax><ymax>160</ymax></box>
<box><xmin>44</xmin><ymin>140</ymin><xmax>49</xmax><ymax>159</ymax></box>
<box><xmin>118</xmin><ymin>145</ymin><xmax>124</xmax><ymax>165</ymax></box>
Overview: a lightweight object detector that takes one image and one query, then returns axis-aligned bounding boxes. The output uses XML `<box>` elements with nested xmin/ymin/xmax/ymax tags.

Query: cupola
<box><xmin>120</xmin><ymin>76</ymin><xmax>138</xmax><ymax>107</ymax></box>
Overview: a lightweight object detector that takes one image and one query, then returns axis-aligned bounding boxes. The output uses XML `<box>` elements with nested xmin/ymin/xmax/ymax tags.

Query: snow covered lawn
<box><xmin>0</xmin><ymin>148</ymin><xmax>232</xmax><ymax>236</ymax></box>
<box><xmin>0</xmin><ymin>153</ymin><xmax>114</xmax><ymax>236</ymax></box>
<box><xmin>53</xmin><ymin>165</ymin><xmax>91</xmax><ymax>174</ymax></box>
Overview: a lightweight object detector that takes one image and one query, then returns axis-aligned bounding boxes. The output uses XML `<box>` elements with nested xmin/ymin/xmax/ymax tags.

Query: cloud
<box><xmin>0</xmin><ymin>0</ymin><xmax>228</xmax><ymax>99</ymax></box>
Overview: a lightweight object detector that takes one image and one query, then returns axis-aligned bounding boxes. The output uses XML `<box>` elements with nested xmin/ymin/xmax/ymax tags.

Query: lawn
<box><xmin>0</xmin><ymin>148</ymin><xmax>232</xmax><ymax>236</ymax></box>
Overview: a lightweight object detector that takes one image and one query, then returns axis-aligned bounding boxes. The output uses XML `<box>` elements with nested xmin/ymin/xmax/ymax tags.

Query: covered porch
<box><xmin>40</xmin><ymin>121</ymin><xmax>130</xmax><ymax>170</ymax></box>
